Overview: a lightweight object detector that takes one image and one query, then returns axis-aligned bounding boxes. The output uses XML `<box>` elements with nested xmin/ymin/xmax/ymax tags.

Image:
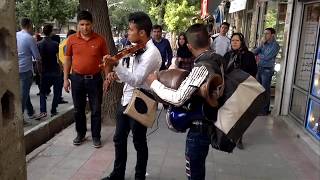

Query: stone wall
<box><xmin>0</xmin><ymin>0</ymin><xmax>27</xmax><ymax>179</ymax></box>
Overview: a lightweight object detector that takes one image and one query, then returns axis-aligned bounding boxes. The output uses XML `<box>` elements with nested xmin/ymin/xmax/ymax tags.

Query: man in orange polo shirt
<box><xmin>63</xmin><ymin>10</ymin><xmax>109</xmax><ymax>148</ymax></box>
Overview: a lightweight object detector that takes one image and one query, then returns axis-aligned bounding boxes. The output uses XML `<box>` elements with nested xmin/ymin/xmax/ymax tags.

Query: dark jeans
<box><xmin>70</xmin><ymin>73</ymin><xmax>103</xmax><ymax>138</ymax></box>
<box><xmin>19</xmin><ymin>70</ymin><xmax>34</xmax><ymax>116</ymax></box>
<box><xmin>58</xmin><ymin>72</ymin><xmax>64</xmax><ymax>100</ymax></box>
<box><xmin>40</xmin><ymin>73</ymin><xmax>61</xmax><ymax>113</ymax></box>
<box><xmin>160</xmin><ymin>61</ymin><xmax>170</xmax><ymax>71</ymax></box>
<box><xmin>256</xmin><ymin>66</ymin><xmax>274</xmax><ymax>113</ymax></box>
<box><xmin>185</xmin><ymin>127</ymin><xmax>211</xmax><ymax>180</ymax></box>
<box><xmin>111</xmin><ymin>105</ymin><xmax>148</xmax><ymax>180</ymax></box>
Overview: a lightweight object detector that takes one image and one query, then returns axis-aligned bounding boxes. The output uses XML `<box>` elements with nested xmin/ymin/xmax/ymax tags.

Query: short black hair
<box><xmin>128</xmin><ymin>12</ymin><xmax>153</xmax><ymax>37</ymax></box>
<box><xmin>152</xmin><ymin>25</ymin><xmax>162</xmax><ymax>31</ymax></box>
<box><xmin>67</xmin><ymin>30</ymin><xmax>76</xmax><ymax>37</ymax></box>
<box><xmin>221</xmin><ymin>22</ymin><xmax>230</xmax><ymax>28</ymax></box>
<box><xmin>265</xmin><ymin>27</ymin><xmax>276</xmax><ymax>34</ymax></box>
<box><xmin>20</xmin><ymin>18</ymin><xmax>32</xmax><ymax>29</ymax></box>
<box><xmin>186</xmin><ymin>23</ymin><xmax>210</xmax><ymax>49</ymax></box>
<box><xmin>77</xmin><ymin>10</ymin><xmax>93</xmax><ymax>22</ymax></box>
<box><xmin>43</xmin><ymin>24</ymin><xmax>53</xmax><ymax>36</ymax></box>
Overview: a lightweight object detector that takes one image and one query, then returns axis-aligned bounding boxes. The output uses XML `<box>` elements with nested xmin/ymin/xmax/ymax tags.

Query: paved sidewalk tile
<box><xmin>27</xmin><ymin>113</ymin><xmax>320</xmax><ymax>180</ymax></box>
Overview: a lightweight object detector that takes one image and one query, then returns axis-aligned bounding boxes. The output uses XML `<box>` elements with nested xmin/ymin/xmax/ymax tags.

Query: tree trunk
<box><xmin>79</xmin><ymin>0</ymin><xmax>123</xmax><ymax>125</ymax></box>
<box><xmin>157</xmin><ymin>0</ymin><xmax>167</xmax><ymax>25</ymax></box>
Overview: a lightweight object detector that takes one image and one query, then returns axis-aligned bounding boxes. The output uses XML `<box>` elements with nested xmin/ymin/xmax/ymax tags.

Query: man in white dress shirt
<box><xmin>210</xmin><ymin>22</ymin><xmax>231</xmax><ymax>56</ymax></box>
<box><xmin>146</xmin><ymin>23</ymin><xmax>224</xmax><ymax>180</ymax></box>
<box><xmin>102</xmin><ymin>12</ymin><xmax>162</xmax><ymax>180</ymax></box>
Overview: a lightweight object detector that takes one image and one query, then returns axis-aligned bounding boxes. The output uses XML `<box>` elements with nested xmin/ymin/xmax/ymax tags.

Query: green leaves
<box><xmin>109</xmin><ymin>0</ymin><xmax>147</xmax><ymax>32</ymax></box>
<box><xmin>16</xmin><ymin>0</ymin><xmax>78</xmax><ymax>31</ymax></box>
<box><xmin>164</xmin><ymin>0</ymin><xmax>197</xmax><ymax>33</ymax></box>
<box><xmin>143</xmin><ymin>0</ymin><xmax>200</xmax><ymax>33</ymax></box>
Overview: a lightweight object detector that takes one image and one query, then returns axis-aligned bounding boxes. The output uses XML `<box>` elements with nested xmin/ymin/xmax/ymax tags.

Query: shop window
<box><xmin>306</xmin><ymin>100</ymin><xmax>320</xmax><ymax>140</ymax></box>
<box><xmin>311</xmin><ymin>37</ymin><xmax>320</xmax><ymax>98</ymax></box>
<box><xmin>294</xmin><ymin>3</ymin><xmax>320</xmax><ymax>91</ymax></box>
<box><xmin>290</xmin><ymin>89</ymin><xmax>307</xmax><ymax>123</ymax></box>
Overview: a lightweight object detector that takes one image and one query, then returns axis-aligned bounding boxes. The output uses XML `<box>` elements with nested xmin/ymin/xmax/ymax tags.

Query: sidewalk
<box><xmin>23</xmin><ymin>84</ymin><xmax>73</xmax><ymax>132</ymax></box>
<box><xmin>26</xmin><ymin>110</ymin><xmax>320</xmax><ymax>180</ymax></box>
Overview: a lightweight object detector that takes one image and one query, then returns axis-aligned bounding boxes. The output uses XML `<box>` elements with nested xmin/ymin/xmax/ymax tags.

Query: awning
<box><xmin>201</xmin><ymin>0</ymin><xmax>222</xmax><ymax>18</ymax></box>
<box><xmin>229</xmin><ymin>0</ymin><xmax>248</xmax><ymax>13</ymax></box>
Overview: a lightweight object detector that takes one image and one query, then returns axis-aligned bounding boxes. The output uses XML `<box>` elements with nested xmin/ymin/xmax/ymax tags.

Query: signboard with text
<box><xmin>229</xmin><ymin>0</ymin><xmax>248</xmax><ymax>13</ymax></box>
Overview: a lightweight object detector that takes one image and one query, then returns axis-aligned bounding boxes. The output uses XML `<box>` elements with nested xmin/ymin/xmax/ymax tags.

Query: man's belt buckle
<box><xmin>84</xmin><ymin>75</ymin><xmax>94</xmax><ymax>79</ymax></box>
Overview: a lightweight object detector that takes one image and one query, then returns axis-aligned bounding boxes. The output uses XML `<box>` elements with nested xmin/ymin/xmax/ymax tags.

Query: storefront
<box><xmin>280</xmin><ymin>0</ymin><xmax>320</xmax><ymax>140</ymax></box>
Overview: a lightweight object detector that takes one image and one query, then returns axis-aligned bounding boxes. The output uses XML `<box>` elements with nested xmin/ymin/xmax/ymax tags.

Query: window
<box><xmin>306</xmin><ymin>100</ymin><xmax>320</xmax><ymax>140</ymax></box>
<box><xmin>290</xmin><ymin>89</ymin><xmax>308</xmax><ymax>122</ymax></box>
<box><xmin>311</xmin><ymin>37</ymin><xmax>320</xmax><ymax>98</ymax></box>
<box><xmin>294</xmin><ymin>4</ymin><xmax>320</xmax><ymax>91</ymax></box>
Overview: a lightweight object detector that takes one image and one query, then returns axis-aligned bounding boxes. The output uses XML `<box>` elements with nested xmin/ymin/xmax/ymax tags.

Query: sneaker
<box><xmin>35</xmin><ymin>112</ymin><xmax>47</xmax><ymax>120</ymax></box>
<box><xmin>92</xmin><ymin>137</ymin><xmax>102</xmax><ymax>148</ymax></box>
<box><xmin>73</xmin><ymin>135</ymin><xmax>86</xmax><ymax>145</ymax></box>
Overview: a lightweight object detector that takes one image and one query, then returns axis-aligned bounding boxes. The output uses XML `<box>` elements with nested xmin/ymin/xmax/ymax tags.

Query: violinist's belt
<box><xmin>124</xmin><ymin>89</ymin><xmax>157</xmax><ymax>128</ymax></box>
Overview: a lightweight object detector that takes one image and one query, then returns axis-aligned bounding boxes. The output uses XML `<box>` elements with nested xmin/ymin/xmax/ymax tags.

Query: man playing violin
<box><xmin>63</xmin><ymin>10</ymin><xmax>109</xmax><ymax>148</ymax></box>
<box><xmin>102</xmin><ymin>12</ymin><xmax>162</xmax><ymax>180</ymax></box>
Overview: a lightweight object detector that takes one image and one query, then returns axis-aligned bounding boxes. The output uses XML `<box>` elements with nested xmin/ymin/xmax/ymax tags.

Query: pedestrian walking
<box><xmin>16</xmin><ymin>18</ymin><xmax>41</xmax><ymax>124</ymax></box>
<box><xmin>37</xmin><ymin>24</ymin><xmax>61</xmax><ymax>119</ymax></box>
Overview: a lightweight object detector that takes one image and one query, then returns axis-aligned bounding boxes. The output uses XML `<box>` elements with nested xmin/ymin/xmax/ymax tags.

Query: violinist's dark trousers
<box><xmin>111</xmin><ymin>105</ymin><xmax>148</xmax><ymax>180</ymax></box>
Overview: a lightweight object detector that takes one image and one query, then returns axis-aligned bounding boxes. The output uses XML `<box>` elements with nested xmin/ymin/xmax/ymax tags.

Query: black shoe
<box><xmin>92</xmin><ymin>137</ymin><xmax>102</xmax><ymax>148</ymax></box>
<box><xmin>257</xmin><ymin>112</ymin><xmax>268</xmax><ymax>116</ymax></box>
<box><xmin>101</xmin><ymin>175</ymin><xmax>124</xmax><ymax>180</ymax></box>
<box><xmin>58</xmin><ymin>100</ymin><xmax>68</xmax><ymax>104</ymax></box>
<box><xmin>73</xmin><ymin>135</ymin><xmax>86</xmax><ymax>145</ymax></box>
<box><xmin>51</xmin><ymin>111</ymin><xmax>58</xmax><ymax>117</ymax></box>
<box><xmin>236</xmin><ymin>141</ymin><xmax>244</xmax><ymax>150</ymax></box>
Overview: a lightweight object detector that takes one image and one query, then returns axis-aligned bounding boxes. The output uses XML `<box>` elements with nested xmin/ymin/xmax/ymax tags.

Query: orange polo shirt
<box><xmin>66</xmin><ymin>32</ymin><xmax>109</xmax><ymax>75</ymax></box>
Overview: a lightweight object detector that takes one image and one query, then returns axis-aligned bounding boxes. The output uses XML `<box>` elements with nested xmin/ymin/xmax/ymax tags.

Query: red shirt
<box><xmin>66</xmin><ymin>32</ymin><xmax>109</xmax><ymax>74</ymax></box>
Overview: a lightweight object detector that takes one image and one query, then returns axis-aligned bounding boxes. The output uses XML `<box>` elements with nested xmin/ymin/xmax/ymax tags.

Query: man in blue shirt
<box><xmin>253</xmin><ymin>27</ymin><xmax>280</xmax><ymax>115</ymax></box>
<box><xmin>16</xmin><ymin>18</ymin><xmax>41</xmax><ymax>124</ymax></box>
<box><xmin>152</xmin><ymin>25</ymin><xmax>173</xmax><ymax>70</ymax></box>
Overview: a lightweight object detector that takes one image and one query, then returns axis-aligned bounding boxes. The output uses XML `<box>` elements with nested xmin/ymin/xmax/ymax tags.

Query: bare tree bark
<box><xmin>79</xmin><ymin>0</ymin><xmax>123</xmax><ymax>125</ymax></box>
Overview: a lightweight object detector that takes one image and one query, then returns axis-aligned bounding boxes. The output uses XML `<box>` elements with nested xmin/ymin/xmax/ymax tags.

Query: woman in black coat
<box><xmin>223</xmin><ymin>32</ymin><xmax>258</xmax><ymax>149</ymax></box>
<box><xmin>175</xmin><ymin>33</ymin><xmax>194</xmax><ymax>71</ymax></box>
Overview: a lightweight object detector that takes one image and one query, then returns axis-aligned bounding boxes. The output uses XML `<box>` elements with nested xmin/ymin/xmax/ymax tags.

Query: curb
<box><xmin>24</xmin><ymin>106</ymin><xmax>74</xmax><ymax>154</ymax></box>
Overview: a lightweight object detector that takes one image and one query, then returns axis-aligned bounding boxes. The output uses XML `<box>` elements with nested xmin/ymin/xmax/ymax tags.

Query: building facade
<box><xmin>227</xmin><ymin>0</ymin><xmax>320</xmax><ymax>141</ymax></box>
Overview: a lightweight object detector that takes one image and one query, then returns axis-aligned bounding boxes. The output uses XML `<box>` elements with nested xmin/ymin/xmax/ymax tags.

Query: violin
<box><xmin>100</xmin><ymin>43</ymin><xmax>146</xmax><ymax>68</ymax></box>
<box><xmin>101</xmin><ymin>43</ymin><xmax>146</xmax><ymax>91</ymax></box>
